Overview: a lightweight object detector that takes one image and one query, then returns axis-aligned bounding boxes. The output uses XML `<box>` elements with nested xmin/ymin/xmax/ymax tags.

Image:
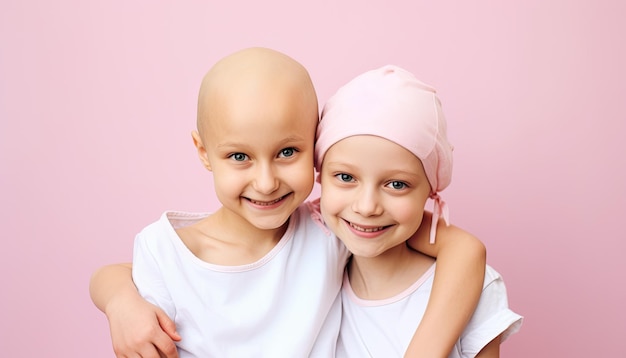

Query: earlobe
<box><xmin>191</xmin><ymin>130</ymin><xmax>212</xmax><ymax>171</ymax></box>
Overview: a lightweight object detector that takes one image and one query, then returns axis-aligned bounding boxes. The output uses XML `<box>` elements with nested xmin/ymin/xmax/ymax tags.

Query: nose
<box><xmin>351</xmin><ymin>186</ymin><xmax>383</xmax><ymax>217</ymax></box>
<box><xmin>252</xmin><ymin>163</ymin><xmax>279</xmax><ymax>194</ymax></box>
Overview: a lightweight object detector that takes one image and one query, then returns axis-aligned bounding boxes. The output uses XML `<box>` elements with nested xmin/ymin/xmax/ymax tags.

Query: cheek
<box><xmin>297</xmin><ymin>166</ymin><xmax>315</xmax><ymax>189</ymax></box>
<box><xmin>213</xmin><ymin>176</ymin><xmax>237</xmax><ymax>199</ymax></box>
<box><xmin>390</xmin><ymin>197</ymin><xmax>426</xmax><ymax>226</ymax></box>
<box><xmin>320</xmin><ymin>195</ymin><xmax>343</xmax><ymax>235</ymax></box>
<box><xmin>320</xmin><ymin>183</ymin><xmax>345</xmax><ymax>218</ymax></box>
<box><xmin>290</xmin><ymin>156</ymin><xmax>315</xmax><ymax>185</ymax></box>
<box><xmin>212</xmin><ymin>166</ymin><xmax>245</xmax><ymax>191</ymax></box>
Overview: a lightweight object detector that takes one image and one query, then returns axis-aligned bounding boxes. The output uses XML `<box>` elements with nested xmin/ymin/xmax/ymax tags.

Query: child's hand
<box><xmin>105</xmin><ymin>292</ymin><xmax>181</xmax><ymax>358</ymax></box>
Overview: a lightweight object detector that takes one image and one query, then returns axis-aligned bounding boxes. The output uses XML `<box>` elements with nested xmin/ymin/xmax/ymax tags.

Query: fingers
<box><xmin>152</xmin><ymin>331</ymin><xmax>179</xmax><ymax>358</ymax></box>
<box><xmin>156</xmin><ymin>309</ymin><xmax>181</xmax><ymax>342</ymax></box>
<box><xmin>113</xmin><ymin>343</ymin><xmax>158</xmax><ymax>358</ymax></box>
<box><xmin>106</xmin><ymin>297</ymin><xmax>179</xmax><ymax>358</ymax></box>
<box><xmin>112</xmin><ymin>325</ymin><xmax>177</xmax><ymax>358</ymax></box>
<box><xmin>114</xmin><ymin>343</ymin><xmax>170</xmax><ymax>358</ymax></box>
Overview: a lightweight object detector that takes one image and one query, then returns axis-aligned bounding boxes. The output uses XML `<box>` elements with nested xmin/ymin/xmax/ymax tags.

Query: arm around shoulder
<box><xmin>404</xmin><ymin>214</ymin><xmax>487</xmax><ymax>357</ymax></box>
<box><xmin>89</xmin><ymin>263</ymin><xmax>181</xmax><ymax>358</ymax></box>
<box><xmin>89</xmin><ymin>263</ymin><xmax>135</xmax><ymax>314</ymax></box>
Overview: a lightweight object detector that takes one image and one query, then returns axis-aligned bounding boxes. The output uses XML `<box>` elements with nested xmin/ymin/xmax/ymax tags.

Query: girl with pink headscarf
<box><xmin>315</xmin><ymin>65</ymin><xmax>522</xmax><ymax>357</ymax></box>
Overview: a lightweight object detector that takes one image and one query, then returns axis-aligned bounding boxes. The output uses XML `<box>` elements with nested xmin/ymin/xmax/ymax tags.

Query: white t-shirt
<box><xmin>132</xmin><ymin>202</ymin><xmax>350</xmax><ymax>358</ymax></box>
<box><xmin>337</xmin><ymin>264</ymin><xmax>523</xmax><ymax>358</ymax></box>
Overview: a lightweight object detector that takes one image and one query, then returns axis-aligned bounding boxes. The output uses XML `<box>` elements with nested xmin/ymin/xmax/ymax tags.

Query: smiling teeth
<box><xmin>349</xmin><ymin>222</ymin><xmax>385</xmax><ymax>232</ymax></box>
<box><xmin>250</xmin><ymin>197</ymin><xmax>282</xmax><ymax>206</ymax></box>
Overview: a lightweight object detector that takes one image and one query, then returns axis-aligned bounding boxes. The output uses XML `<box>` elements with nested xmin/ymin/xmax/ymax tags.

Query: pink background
<box><xmin>1</xmin><ymin>0</ymin><xmax>624</xmax><ymax>356</ymax></box>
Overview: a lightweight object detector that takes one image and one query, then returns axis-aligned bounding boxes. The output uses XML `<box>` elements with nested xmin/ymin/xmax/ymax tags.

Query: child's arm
<box><xmin>404</xmin><ymin>212</ymin><xmax>486</xmax><ymax>358</ymax></box>
<box><xmin>89</xmin><ymin>263</ymin><xmax>181</xmax><ymax>358</ymax></box>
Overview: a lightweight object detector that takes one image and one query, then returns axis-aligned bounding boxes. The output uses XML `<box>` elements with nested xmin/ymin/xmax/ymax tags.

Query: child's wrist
<box><xmin>104</xmin><ymin>288</ymin><xmax>139</xmax><ymax>318</ymax></box>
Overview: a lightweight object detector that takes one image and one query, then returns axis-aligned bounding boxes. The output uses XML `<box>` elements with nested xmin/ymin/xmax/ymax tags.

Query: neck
<box><xmin>207</xmin><ymin>207</ymin><xmax>288</xmax><ymax>246</ymax></box>
<box><xmin>348</xmin><ymin>243</ymin><xmax>434</xmax><ymax>300</ymax></box>
<box><xmin>182</xmin><ymin>207</ymin><xmax>288</xmax><ymax>266</ymax></box>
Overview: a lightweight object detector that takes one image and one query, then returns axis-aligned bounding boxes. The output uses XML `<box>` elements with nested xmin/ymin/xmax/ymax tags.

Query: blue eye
<box><xmin>387</xmin><ymin>181</ymin><xmax>407</xmax><ymax>190</ymax></box>
<box><xmin>279</xmin><ymin>148</ymin><xmax>296</xmax><ymax>158</ymax></box>
<box><xmin>336</xmin><ymin>173</ymin><xmax>354</xmax><ymax>182</ymax></box>
<box><xmin>230</xmin><ymin>153</ymin><xmax>248</xmax><ymax>162</ymax></box>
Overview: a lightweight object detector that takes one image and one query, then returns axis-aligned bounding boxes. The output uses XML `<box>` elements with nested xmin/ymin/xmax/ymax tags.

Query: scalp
<box><xmin>196</xmin><ymin>48</ymin><xmax>318</xmax><ymax>137</ymax></box>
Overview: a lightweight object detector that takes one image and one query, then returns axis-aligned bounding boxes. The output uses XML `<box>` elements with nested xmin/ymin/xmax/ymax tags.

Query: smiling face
<box><xmin>193</xmin><ymin>48</ymin><xmax>318</xmax><ymax>234</ymax></box>
<box><xmin>319</xmin><ymin>135</ymin><xmax>431</xmax><ymax>258</ymax></box>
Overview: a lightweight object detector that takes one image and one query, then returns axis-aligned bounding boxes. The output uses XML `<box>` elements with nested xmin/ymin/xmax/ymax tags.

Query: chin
<box><xmin>253</xmin><ymin>219</ymin><xmax>289</xmax><ymax>231</ymax></box>
<box><xmin>343</xmin><ymin>243</ymin><xmax>382</xmax><ymax>259</ymax></box>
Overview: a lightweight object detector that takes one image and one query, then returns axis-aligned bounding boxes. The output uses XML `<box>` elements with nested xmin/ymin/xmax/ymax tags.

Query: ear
<box><xmin>192</xmin><ymin>130</ymin><xmax>212</xmax><ymax>171</ymax></box>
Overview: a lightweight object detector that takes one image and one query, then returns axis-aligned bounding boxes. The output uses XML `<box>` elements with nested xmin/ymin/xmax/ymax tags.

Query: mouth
<box><xmin>247</xmin><ymin>193</ymin><xmax>290</xmax><ymax>206</ymax></box>
<box><xmin>344</xmin><ymin>220</ymin><xmax>391</xmax><ymax>233</ymax></box>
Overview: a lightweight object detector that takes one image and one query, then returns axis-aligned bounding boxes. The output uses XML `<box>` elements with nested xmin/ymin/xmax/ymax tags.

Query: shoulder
<box><xmin>140</xmin><ymin>211</ymin><xmax>208</xmax><ymax>232</ymax></box>
<box><xmin>135</xmin><ymin>211</ymin><xmax>208</xmax><ymax>248</ymax></box>
<box><xmin>436</xmin><ymin>218</ymin><xmax>479</xmax><ymax>242</ymax></box>
<box><xmin>294</xmin><ymin>201</ymin><xmax>349</xmax><ymax>257</ymax></box>
<box><xmin>136</xmin><ymin>212</ymin><xmax>171</xmax><ymax>237</ymax></box>
<box><xmin>295</xmin><ymin>200</ymin><xmax>325</xmax><ymax>230</ymax></box>
<box><xmin>419</xmin><ymin>211</ymin><xmax>485</xmax><ymax>249</ymax></box>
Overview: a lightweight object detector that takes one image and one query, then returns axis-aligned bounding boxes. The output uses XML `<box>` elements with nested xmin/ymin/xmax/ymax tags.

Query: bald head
<box><xmin>197</xmin><ymin>48</ymin><xmax>318</xmax><ymax>138</ymax></box>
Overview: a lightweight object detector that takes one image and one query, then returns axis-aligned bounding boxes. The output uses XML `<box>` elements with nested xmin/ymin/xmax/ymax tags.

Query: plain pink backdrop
<box><xmin>1</xmin><ymin>0</ymin><xmax>625</xmax><ymax>356</ymax></box>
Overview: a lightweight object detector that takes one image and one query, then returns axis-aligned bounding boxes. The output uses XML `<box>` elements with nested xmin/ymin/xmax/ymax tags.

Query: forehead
<box><xmin>200</xmin><ymin>88</ymin><xmax>316</xmax><ymax>152</ymax></box>
<box><xmin>210</xmin><ymin>82</ymin><xmax>315</xmax><ymax>131</ymax></box>
<box><xmin>324</xmin><ymin>135</ymin><xmax>425</xmax><ymax>175</ymax></box>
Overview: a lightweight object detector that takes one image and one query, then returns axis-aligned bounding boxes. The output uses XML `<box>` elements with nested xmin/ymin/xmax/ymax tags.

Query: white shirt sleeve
<box><xmin>131</xmin><ymin>221</ymin><xmax>176</xmax><ymax>320</ymax></box>
<box><xmin>458</xmin><ymin>266</ymin><xmax>523</xmax><ymax>356</ymax></box>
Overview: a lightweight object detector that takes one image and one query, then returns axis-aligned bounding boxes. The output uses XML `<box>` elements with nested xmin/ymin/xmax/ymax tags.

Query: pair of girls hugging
<box><xmin>90</xmin><ymin>47</ymin><xmax>522</xmax><ymax>358</ymax></box>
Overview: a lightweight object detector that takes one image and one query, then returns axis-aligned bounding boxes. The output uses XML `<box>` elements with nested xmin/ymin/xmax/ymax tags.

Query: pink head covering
<box><xmin>315</xmin><ymin>65</ymin><xmax>453</xmax><ymax>243</ymax></box>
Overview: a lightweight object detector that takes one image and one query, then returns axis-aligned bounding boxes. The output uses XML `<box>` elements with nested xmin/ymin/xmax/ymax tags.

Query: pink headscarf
<box><xmin>315</xmin><ymin>65</ymin><xmax>453</xmax><ymax>243</ymax></box>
